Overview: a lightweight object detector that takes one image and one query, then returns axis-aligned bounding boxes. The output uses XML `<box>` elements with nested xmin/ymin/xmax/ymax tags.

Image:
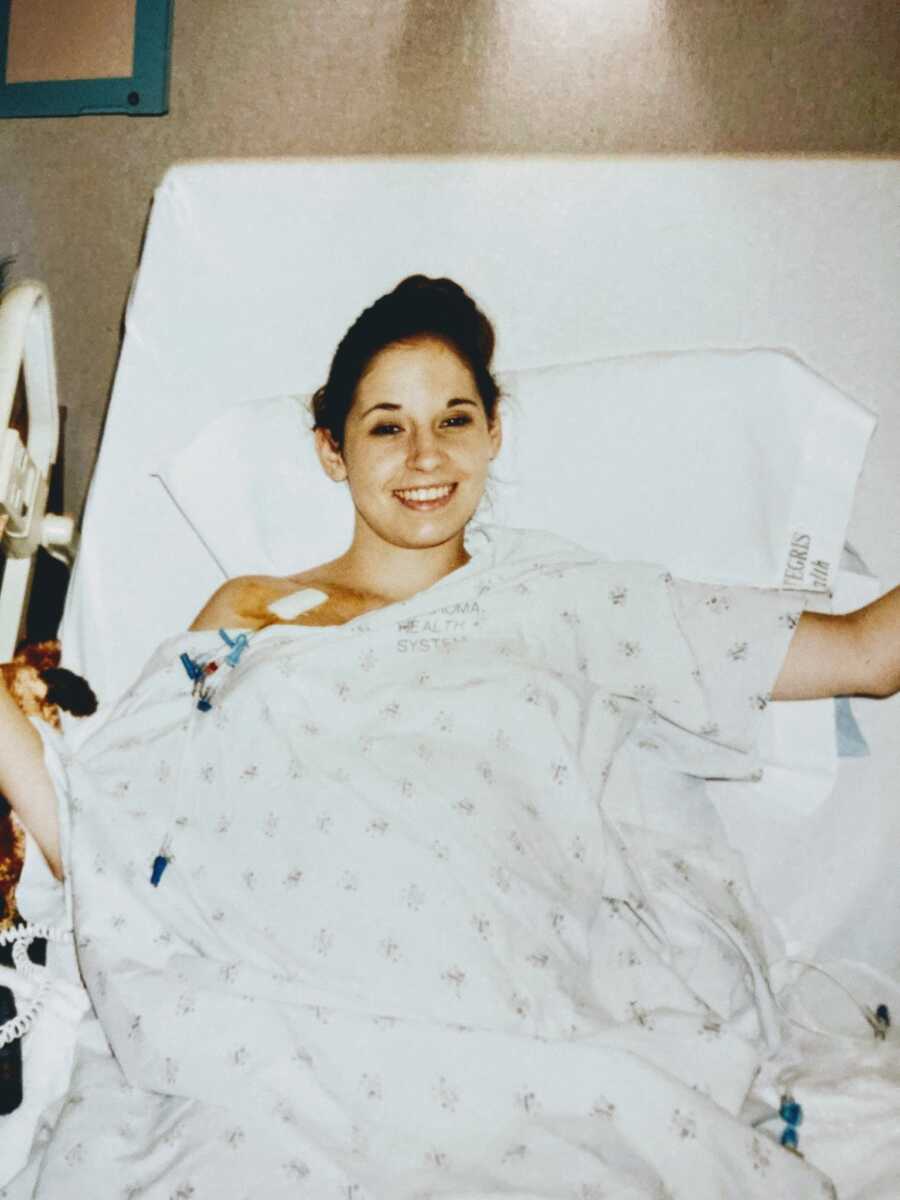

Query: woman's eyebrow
<box><xmin>360</xmin><ymin>397</ymin><xmax>479</xmax><ymax>419</ymax></box>
<box><xmin>360</xmin><ymin>402</ymin><xmax>401</xmax><ymax>418</ymax></box>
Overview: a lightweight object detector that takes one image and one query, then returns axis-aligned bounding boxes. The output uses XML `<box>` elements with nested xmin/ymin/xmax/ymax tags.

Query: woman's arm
<box><xmin>773</xmin><ymin>585</ymin><xmax>900</xmax><ymax>701</ymax></box>
<box><xmin>0</xmin><ymin>675</ymin><xmax>62</xmax><ymax>881</ymax></box>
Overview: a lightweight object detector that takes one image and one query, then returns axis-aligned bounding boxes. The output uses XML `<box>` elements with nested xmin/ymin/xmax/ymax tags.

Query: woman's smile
<box><xmin>393</xmin><ymin>482</ymin><xmax>458</xmax><ymax>510</ymax></box>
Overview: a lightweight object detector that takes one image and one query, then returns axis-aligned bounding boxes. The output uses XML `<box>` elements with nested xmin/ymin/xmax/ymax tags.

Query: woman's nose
<box><xmin>407</xmin><ymin>428</ymin><xmax>443</xmax><ymax>471</ymax></box>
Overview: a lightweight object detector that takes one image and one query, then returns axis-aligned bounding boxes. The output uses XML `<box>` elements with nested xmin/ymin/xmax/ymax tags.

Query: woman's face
<box><xmin>316</xmin><ymin>337</ymin><xmax>501</xmax><ymax>553</ymax></box>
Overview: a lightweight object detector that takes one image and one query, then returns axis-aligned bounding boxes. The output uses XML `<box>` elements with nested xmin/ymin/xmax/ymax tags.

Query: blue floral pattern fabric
<box><xmin>20</xmin><ymin>526</ymin><xmax>839</xmax><ymax>1199</ymax></box>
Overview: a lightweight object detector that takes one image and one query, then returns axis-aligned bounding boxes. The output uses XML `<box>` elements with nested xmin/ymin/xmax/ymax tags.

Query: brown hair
<box><xmin>312</xmin><ymin>275</ymin><xmax>500</xmax><ymax>451</ymax></box>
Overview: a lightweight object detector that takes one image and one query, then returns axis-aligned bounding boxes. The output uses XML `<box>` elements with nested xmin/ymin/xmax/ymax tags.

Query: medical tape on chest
<box><xmin>267</xmin><ymin>587</ymin><xmax>328</xmax><ymax>621</ymax></box>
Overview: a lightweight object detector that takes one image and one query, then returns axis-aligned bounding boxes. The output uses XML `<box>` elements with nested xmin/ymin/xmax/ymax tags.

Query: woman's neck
<box><xmin>331</xmin><ymin>526</ymin><xmax>470</xmax><ymax>603</ymax></box>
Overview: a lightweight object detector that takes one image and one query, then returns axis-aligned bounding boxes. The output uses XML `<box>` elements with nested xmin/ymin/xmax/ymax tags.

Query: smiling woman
<box><xmin>191</xmin><ymin>276</ymin><xmax>504</xmax><ymax>629</ymax></box>
<box><xmin>315</xmin><ymin>337</ymin><xmax>501</xmax><ymax>565</ymax></box>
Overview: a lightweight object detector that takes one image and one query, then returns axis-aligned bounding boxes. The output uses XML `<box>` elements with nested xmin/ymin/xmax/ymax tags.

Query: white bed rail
<box><xmin>0</xmin><ymin>281</ymin><xmax>76</xmax><ymax>659</ymax></box>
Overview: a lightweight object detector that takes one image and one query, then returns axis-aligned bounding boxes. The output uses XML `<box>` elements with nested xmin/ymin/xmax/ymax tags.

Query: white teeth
<box><xmin>396</xmin><ymin>485</ymin><xmax>454</xmax><ymax>502</ymax></box>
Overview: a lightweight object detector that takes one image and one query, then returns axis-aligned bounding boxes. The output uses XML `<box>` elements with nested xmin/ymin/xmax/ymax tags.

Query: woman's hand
<box><xmin>0</xmin><ymin>672</ymin><xmax>63</xmax><ymax>880</ymax></box>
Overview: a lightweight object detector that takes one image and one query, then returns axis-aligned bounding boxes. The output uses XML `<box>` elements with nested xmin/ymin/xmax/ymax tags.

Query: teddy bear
<box><xmin>0</xmin><ymin>640</ymin><xmax>96</xmax><ymax>930</ymax></box>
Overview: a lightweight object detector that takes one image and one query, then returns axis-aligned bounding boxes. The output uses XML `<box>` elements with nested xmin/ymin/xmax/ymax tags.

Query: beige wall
<box><xmin>1</xmin><ymin>0</ymin><xmax>898</xmax><ymax>516</ymax></box>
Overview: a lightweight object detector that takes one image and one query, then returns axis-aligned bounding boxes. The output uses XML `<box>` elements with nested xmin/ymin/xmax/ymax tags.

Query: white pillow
<box><xmin>156</xmin><ymin>393</ymin><xmax>352</xmax><ymax>579</ymax></box>
<box><xmin>156</xmin><ymin>348</ymin><xmax>875</xmax><ymax>591</ymax></box>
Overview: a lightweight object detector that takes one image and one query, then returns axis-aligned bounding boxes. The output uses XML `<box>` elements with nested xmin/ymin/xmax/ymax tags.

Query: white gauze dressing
<box><xmin>267</xmin><ymin>587</ymin><xmax>329</xmax><ymax>620</ymax></box>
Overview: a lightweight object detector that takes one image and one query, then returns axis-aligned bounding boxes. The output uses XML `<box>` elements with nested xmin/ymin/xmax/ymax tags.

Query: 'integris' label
<box><xmin>783</xmin><ymin>532</ymin><xmax>830</xmax><ymax>591</ymax></box>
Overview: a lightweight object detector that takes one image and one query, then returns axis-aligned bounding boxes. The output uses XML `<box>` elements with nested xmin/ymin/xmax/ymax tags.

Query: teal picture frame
<box><xmin>0</xmin><ymin>0</ymin><xmax>172</xmax><ymax>117</ymax></box>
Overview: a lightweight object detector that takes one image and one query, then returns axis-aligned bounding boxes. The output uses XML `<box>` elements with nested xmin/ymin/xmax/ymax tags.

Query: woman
<box><xmin>3</xmin><ymin>275</ymin><xmax>896</xmax><ymax>881</ymax></box>
<box><xmin>1</xmin><ymin>275</ymin><xmax>899</xmax><ymax>1199</ymax></box>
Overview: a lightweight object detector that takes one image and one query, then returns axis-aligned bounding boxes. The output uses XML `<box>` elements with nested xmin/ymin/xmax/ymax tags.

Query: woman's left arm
<box><xmin>772</xmin><ymin>585</ymin><xmax>900</xmax><ymax>701</ymax></box>
<box><xmin>0</xmin><ymin>675</ymin><xmax>62</xmax><ymax>879</ymax></box>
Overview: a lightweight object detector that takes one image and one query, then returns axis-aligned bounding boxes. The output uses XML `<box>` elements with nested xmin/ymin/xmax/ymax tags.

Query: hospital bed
<box><xmin>3</xmin><ymin>158</ymin><xmax>900</xmax><ymax>1196</ymax></box>
<box><xmin>58</xmin><ymin>156</ymin><xmax>900</xmax><ymax>963</ymax></box>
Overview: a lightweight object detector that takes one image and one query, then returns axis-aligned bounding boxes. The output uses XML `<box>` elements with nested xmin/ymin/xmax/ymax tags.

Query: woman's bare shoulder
<box><xmin>189</xmin><ymin>566</ymin><xmax>341</xmax><ymax>631</ymax></box>
<box><xmin>190</xmin><ymin>574</ymin><xmax>289</xmax><ymax>631</ymax></box>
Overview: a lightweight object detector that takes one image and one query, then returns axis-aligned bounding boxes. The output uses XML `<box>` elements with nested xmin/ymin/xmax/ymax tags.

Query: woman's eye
<box><xmin>442</xmin><ymin>414</ymin><xmax>472</xmax><ymax>428</ymax></box>
<box><xmin>370</xmin><ymin>424</ymin><xmax>402</xmax><ymax>436</ymax></box>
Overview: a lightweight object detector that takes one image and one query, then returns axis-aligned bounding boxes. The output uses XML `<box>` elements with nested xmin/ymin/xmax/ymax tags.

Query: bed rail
<box><xmin>0</xmin><ymin>281</ymin><xmax>76</xmax><ymax>659</ymax></box>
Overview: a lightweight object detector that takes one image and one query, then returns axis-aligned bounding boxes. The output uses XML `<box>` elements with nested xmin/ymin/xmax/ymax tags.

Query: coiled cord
<box><xmin>0</xmin><ymin>922</ymin><xmax>73</xmax><ymax>1048</ymax></box>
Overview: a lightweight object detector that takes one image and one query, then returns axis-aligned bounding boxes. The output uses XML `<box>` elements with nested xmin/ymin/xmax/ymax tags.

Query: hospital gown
<box><xmin>11</xmin><ymin>525</ymin><xmax>841</xmax><ymax>1198</ymax></box>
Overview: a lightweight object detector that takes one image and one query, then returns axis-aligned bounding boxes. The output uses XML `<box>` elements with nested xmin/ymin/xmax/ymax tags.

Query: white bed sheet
<box><xmin>23</xmin><ymin>526</ymin><xmax>891</xmax><ymax>1198</ymax></box>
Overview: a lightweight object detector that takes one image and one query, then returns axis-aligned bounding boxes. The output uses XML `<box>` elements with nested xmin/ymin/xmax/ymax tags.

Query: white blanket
<box><xmin>15</xmin><ymin>526</ymin><xmax>867</xmax><ymax>1197</ymax></box>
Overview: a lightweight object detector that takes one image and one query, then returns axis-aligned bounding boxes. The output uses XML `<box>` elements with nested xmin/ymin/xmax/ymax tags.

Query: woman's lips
<box><xmin>393</xmin><ymin>483</ymin><xmax>457</xmax><ymax>511</ymax></box>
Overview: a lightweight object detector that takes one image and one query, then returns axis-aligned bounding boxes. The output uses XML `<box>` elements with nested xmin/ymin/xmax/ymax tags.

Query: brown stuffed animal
<box><xmin>0</xmin><ymin>640</ymin><xmax>96</xmax><ymax>929</ymax></box>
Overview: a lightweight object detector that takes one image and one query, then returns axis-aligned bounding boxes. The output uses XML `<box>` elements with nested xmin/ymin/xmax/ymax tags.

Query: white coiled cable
<box><xmin>0</xmin><ymin>922</ymin><xmax>72</xmax><ymax>1047</ymax></box>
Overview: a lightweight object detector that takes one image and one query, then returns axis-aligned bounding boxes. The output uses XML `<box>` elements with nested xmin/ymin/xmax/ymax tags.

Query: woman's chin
<box><xmin>379</xmin><ymin>512</ymin><xmax>470</xmax><ymax>552</ymax></box>
<box><xmin>352</xmin><ymin>489</ymin><xmax>482</xmax><ymax>554</ymax></box>
<box><xmin>396</xmin><ymin>523</ymin><xmax>467</xmax><ymax>551</ymax></box>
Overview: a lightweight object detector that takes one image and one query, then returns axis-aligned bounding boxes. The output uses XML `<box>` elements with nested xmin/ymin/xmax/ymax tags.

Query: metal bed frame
<box><xmin>0</xmin><ymin>281</ymin><xmax>76</xmax><ymax>659</ymax></box>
